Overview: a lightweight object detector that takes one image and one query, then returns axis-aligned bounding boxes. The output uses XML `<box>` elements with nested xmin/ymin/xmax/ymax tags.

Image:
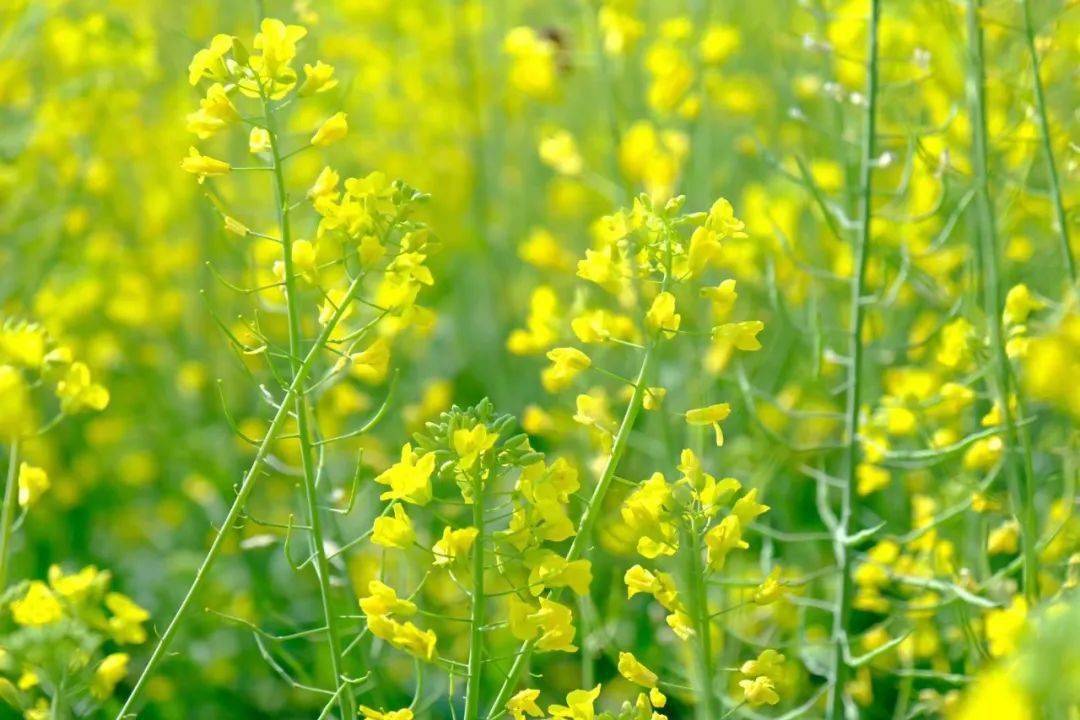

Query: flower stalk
<box><xmin>463</xmin><ymin>465</ymin><xmax>487</xmax><ymax>720</ymax></box>
<box><xmin>115</xmin><ymin>271</ymin><xmax>366</xmax><ymax>719</ymax></box>
<box><xmin>964</xmin><ymin>0</ymin><xmax>1040</xmax><ymax>606</ymax></box>
<box><xmin>0</xmin><ymin>439</ymin><xmax>20</xmax><ymax>591</ymax></box>
<box><xmin>828</xmin><ymin>1</ymin><xmax>880</xmax><ymax>716</ymax></box>
<box><xmin>261</xmin><ymin>86</ymin><xmax>354</xmax><ymax>720</ymax></box>
<box><xmin>1019</xmin><ymin>0</ymin><xmax>1075</xmax><ymax>284</ymax></box>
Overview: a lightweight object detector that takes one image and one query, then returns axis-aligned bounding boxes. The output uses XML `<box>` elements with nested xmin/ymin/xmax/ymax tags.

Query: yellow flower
<box><xmin>753</xmin><ymin>567</ymin><xmax>786</xmax><ymax>605</ymax></box>
<box><xmin>539</xmin><ymin>129</ymin><xmax>583</xmax><ymax>176</ymax></box>
<box><xmin>248</xmin><ymin>127</ymin><xmax>271</xmax><ymax>154</ymax></box>
<box><xmin>949</xmin><ymin>667</ymin><xmax>1032</xmax><ymax>720</ymax></box>
<box><xmin>987</xmin><ymin>520</ymin><xmax>1020</xmax><ymax>555</ymax></box>
<box><xmin>1003</xmin><ymin>283</ymin><xmax>1042</xmax><ymax>325</ymax></box>
<box><xmin>372</xmin><ymin>503</ymin><xmax>416</xmax><ymax>549</ymax></box>
<box><xmin>985</xmin><ymin>597</ymin><xmax>1027</xmax><ymax>658</ymax></box>
<box><xmin>17</xmin><ymin>463</ymin><xmax>49</xmax><ymax>507</ymax></box>
<box><xmin>185</xmin><ymin>83</ymin><xmax>238</xmax><ymax>138</ymax></box>
<box><xmin>732</xmin><ymin>488</ymin><xmax>769</xmax><ymax>525</ymax></box>
<box><xmin>453</xmin><ymin>424</ymin><xmax>498</xmax><ymax>470</ymax></box>
<box><xmin>188</xmin><ymin>34</ymin><xmax>234</xmax><ymax>85</ymax></box>
<box><xmin>645</xmin><ymin>292</ymin><xmax>681</xmax><ymax>337</ymax></box>
<box><xmin>503</xmin><ymin>27</ymin><xmax>559</xmax><ymax>101</ymax></box>
<box><xmin>712</xmin><ymin>320</ymin><xmax>764</xmax><ymax>351</ymax></box>
<box><xmin>366</xmin><ymin>615</ymin><xmax>437</xmax><ymax>661</ymax></box>
<box><xmin>432</xmin><ymin>526</ymin><xmax>478</xmax><ymax>566</ymax></box>
<box><xmin>11</xmin><ymin>581</ymin><xmax>62</xmax><ymax>626</ymax></box>
<box><xmin>685</xmin><ymin>402</ymin><xmax>731</xmax><ymax>446</ymax></box>
<box><xmin>91</xmin><ymin>653</ymin><xmax>129</xmax><ymax>700</ymax></box>
<box><xmin>350</xmin><ymin>338</ymin><xmax>391</xmax><ymax>384</ymax></box>
<box><xmin>298</xmin><ymin>61</ymin><xmax>338</xmax><ymax>95</ymax></box>
<box><xmin>311</xmin><ymin>112</ymin><xmax>348</xmax><ymax>147</ymax></box>
<box><xmin>180</xmin><ymin>146</ymin><xmax>230</xmax><ymax>181</ymax></box>
<box><xmin>617</xmin><ymin>652</ymin><xmax>658</xmax><ymax>687</ymax></box>
<box><xmin>547</xmin><ymin>685</ymin><xmax>601</xmax><ymax>720</ymax></box>
<box><xmin>509</xmin><ymin>596</ymin><xmax>578</xmax><ymax>653</ymax></box>
<box><xmin>359</xmin><ymin>707</ymin><xmax>414</xmax><ymax>720</ymax></box>
<box><xmin>856</xmin><ymin>463</ymin><xmax>890</xmax><ymax>496</ymax></box>
<box><xmin>359</xmin><ymin>580</ymin><xmax>417</xmax><ymax>618</ymax></box>
<box><xmin>507</xmin><ymin>688</ymin><xmax>543</xmax><ymax>720</ymax></box>
<box><xmin>705</xmin><ymin>515</ymin><xmax>748</xmax><ymax>570</ymax></box>
<box><xmin>739</xmin><ymin>676</ymin><xmax>780</xmax><ymax>706</ymax></box>
<box><xmin>308</xmin><ymin>166</ymin><xmax>340</xmax><ymax>201</ymax></box>
<box><xmin>740</xmin><ymin>649</ymin><xmax>785</xmax><ymax>679</ymax></box>
<box><xmin>701</xmin><ymin>279</ymin><xmax>738</xmax><ymax>319</ymax></box>
<box><xmin>543</xmin><ymin>347</ymin><xmax>592</xmax><ymax>392</ymax></box>
<box><xmin>375</xmin><ymin>444</ymin><xmax>435</xmax><ymax>505</ymax></box>
<box><xmin>106</xmin><ymin>592</ymin><xmax>149</xmax><ymax>644</ymax></box>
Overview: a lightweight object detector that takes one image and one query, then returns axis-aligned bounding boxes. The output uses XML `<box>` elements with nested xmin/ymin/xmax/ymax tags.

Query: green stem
<box><xmin>463</xmin><ymin>468</ymin><xmax>487</xmax><ymax>720</ymax></box>
<box><xmin>261</xmin><ymin>90</ymin><xmax>354</xmax><ymax>719</ymax></box>
<box><xmin>683</xmin><ymin>518</ymin><xmax>719</xmax><ymax>719</ymax></box>
<box><xmin>483</xmin><ymin>341</ymin><xmax>657</xmax><ymax>718</ymax></box>
<box><xmin>0</xmin><ymin>439</ymin><xmax>19</xmax><ymax>591</ymax></box>
<box><xmin>1020</xmin><ymin>0</ymin><xmax>1075</xmax><ymax>284</ymax></box>
<box><xmin>965</xmin><ymin>0</ymin><xmax>1040</xmax><ymax>607</ymax></box>
<box><xmin>828</xmin><ymin>2</ymin><xmax>880</xmax><ymax>717</ymax></box>
<box><xmin>114</xmin><ymin>271</ymin><xmax>366</xmax><ymax>720</ymax></box>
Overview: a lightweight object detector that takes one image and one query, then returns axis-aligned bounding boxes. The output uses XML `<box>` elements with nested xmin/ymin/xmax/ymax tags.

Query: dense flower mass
<box><xmin>2</xmin><ymin>0</ymin><xmax>1077</xmax><ymax>719</ymax></box>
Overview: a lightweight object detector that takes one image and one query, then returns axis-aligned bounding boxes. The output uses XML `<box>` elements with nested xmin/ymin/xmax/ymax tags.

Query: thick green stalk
<box><xmin>115</xmin><ymin>272</ymin><xmax>365</xmax><ymax>719</ymax></box>
<box><xmin>828</xmin><ymin>2</ymin><xmax>879</xmax><ymax>717</ymax></box>
<box><xmin>484</xmin><ymin>342</ymin><xmax>657</xmax><ymax>717</ymax></box>
<box><xmin>463</xmin><ymin>471</ymin><xmax>486</xmax><ymax>720</ymax></box>
<box><xmin>0</xmin><ymin>439</ymin><xmax>20</xmax><ymax>591</ymax></box>
<box><xmin>262</xmin><ymin>93</ymin><xmax>354</xmax><ymax>719</ymax></box>
<box><xmin>964</xmin><ymin>0</ymin><xmax>1040</xmax><ymax>605</ymax></box>
<box><xmin>1020</xmin><ymin>0</ymin><xmax>1075</xmax><ymax>283</ymax></box>
<box><xmin>682</xmin><ymin>518</ymin><xmax>719</xmax><ymax>720</ymax></box>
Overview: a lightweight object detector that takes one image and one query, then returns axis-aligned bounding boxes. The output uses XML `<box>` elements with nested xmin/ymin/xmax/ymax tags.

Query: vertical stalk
<box><xmin>261</xmin><ymin>93</ymin><xmax>354</xmax><ymax>719</ymax></box>
<box><xmin>463</xmin><ymin>470</ymin><xmax>486</xmax><ymax>720</ymax></box>
<box><xmin>1020</xmin><ymin>0</ymin><xmax>1075</xmax><ymax>283</ymax></box>
<box><xmin>484</xmin><ymin>341</ymin><xmax>657</xmax><ymax>716</ymax></box>
<box><xmin>964</xmin><ymin>0</ymin><xmax>1040</xmax><ymax>605</ymax></box>
<box><xmin>0</xmin><ymin>439</ymin><xmax>21</xmax><ymax>591</ymax></box>
<box><xmin>682</xmin><ymin>518</ymin><xmax>719</xmax><ymax>720</ymax></box>
<box><xmin>115</xmin><ymin>273</ymin><xmax>365</xmax><ymax>720</ymax></box>
<box><xmin>828</xmin><ymin>2</ymin><xmax>879</xmax><ymax>717</ymax></box>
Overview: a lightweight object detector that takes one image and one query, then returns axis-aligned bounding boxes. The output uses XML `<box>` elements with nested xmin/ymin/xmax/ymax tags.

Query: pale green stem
<box><xmin>0</xmin><ymin>439</ymin><xmax>20</xmax><ymax>592</ymax></box>
<box><xmin>1020</xmin><ymin>0</ymin><xmax>1075</xmax><ymax>283</ymax></box>
<box><xmin>828</xmin><ymin>2</ymin><xmax>879</xmax><ymax>717</ymax></box>
<box><xmin>484</xmin><ymin>341</ymin><xmax>657</xmax><ymax>717</ymax></box>
<box><xmin>683</xmin><ymin>518</ymin><xmax>720</xmax><ymax>719</ymax></box>
<box><xmin>114</xmin><ymin>271</ymin><xmax>366</xmax><ymax>719</ymax></box>
<box><xmin>964</xmin><ymin>0</ymin><xmax>1040</xmax><ymax>606</ymax></box>
<box><xmin>261</xmin><ymin>89</ymin><xmax>354</xmax><ymax>719</ymax></box>
<box><xmin>463</xmin><ymin>468</ymin><xmax>487</xmax><ymax>720</ymax></box>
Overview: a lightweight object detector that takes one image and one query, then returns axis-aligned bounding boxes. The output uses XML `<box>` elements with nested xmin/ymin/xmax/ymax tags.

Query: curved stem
<box><xmin>0</xmin><ymin>439</ymin><xmax>21</xmax><ymax>591</ymax></box>
<box><xmin>828</xmin><ymin>2</ymin><xmax>880</xmax><ymax>717</ymax></box>
<box><xmin>463</xmin><ymin>468</ymin><xmax>486</xmax><ymax>720</ymax></box>
<box><xmin>483</xmin><ymin>341</ymin><xmax>657</xmax><ymax>717</ymax></box>
<box><xmin>1020</xmin><ymin>0</ymin><xmax>1075</xmax><ymax>284</ymax></box>
<box><xmin>964</xmin><ymin>0</ymin><xmax>1040</xmax><ymax>606</ymax></box>
<box><xmin>114</xmin><ymin>272</ymin><xmax>365</xmax><ymax>719</ymax></box>
<box><xmin>262</xmin><ymin>90</ymin><xmax>354</xmax><ymax>719</ymax></box>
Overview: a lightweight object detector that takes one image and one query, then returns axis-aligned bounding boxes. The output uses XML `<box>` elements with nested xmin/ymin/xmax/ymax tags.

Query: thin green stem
<box><xmin>262</xmin><ymin>88</ymin><xmax>354</xmax><ymax>719</ymax></box>
<box><xmin>683</xmin><ymin>518</ymin><xmax>720</xmax><ymax>719</ymax></box>
<box><xmin>483</xmin><ymin>340</ymin><xmax>657</xmax><ymax>717</ymax></box>
<box><xmin>463</xmin><ymin>468</ymin><xmax>487</xmax><ymax>720</ymax></box>
<box><xmin>0</xmin><ymin>439</ymin><xmax>19</xmax><ymax>591</ymax></box>
<box><xmin>1020</xmin><ymin>0</ymin><xmax>1075</xmax><ymax>283</ymax></box>
<box><xmin>965</xmin><ymin>0</ymin><xmax>1039</xmax><ymax>607</ymax></box>
<box><xmin>114</xmin><ymin>271</ymin><xmax>366</xmax><ymax>719</ymax></box>
<box><xmin>828</xmin><ymin>2</ymin><xmax>880</xmax><ymax>717</ymax></box>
